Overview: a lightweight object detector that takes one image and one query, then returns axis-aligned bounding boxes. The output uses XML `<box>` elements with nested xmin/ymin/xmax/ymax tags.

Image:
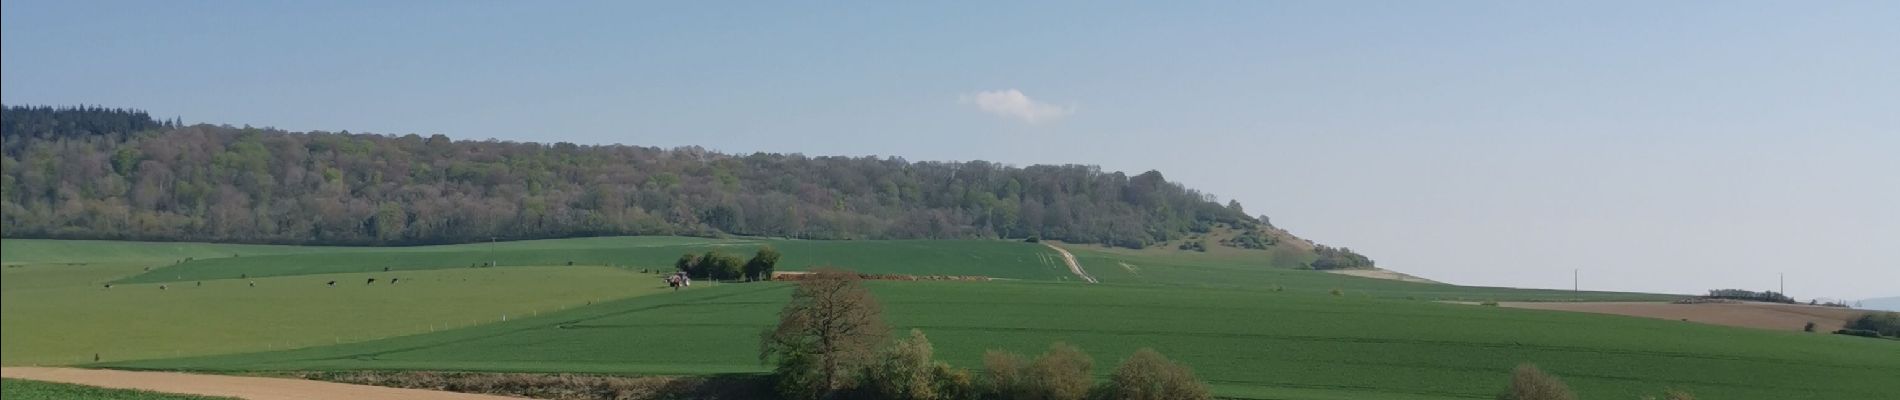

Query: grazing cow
<box><xmin>390</xmin><ymin>278</ymin><xmax>399</xmax><ymax>285</ymax></box>
<box><xmin>248</xmin><ymin>281</ymin><xmax>256</xmax><ymax>287</ymax></box>
<box><xmin>103</xmin><ymin>284</ymin><xmax>112</xmax><ymax>289</ymax></box>
<box><xmin>196</xmin><ymin>281</ymin><xmax>202</xmax><ymax>287</ymax></box>
<box><xmin>327</xmin><ymin>281</ymin><xmax>337</xmax><ymax>287</ymax></box>
<box><xmin>366</xmin><ymin>278</ymin><xmax>376</xmax><ymax>285</ymax></box>
<box><xmin>159</xmin><ymin>285</ymin><xmax>167</xmax><ymax>290</ymax></box>
<box><xmin>383</xmin><ymin>267</ymin><xmax>390</xmax><ymax>272</ymax></box>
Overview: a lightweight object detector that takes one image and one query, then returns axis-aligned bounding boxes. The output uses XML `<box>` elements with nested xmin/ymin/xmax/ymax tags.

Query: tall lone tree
<box><xmin>760</xmin><ymin>267</ymin><xmax>888</xmax><ymax>399</ymax></box>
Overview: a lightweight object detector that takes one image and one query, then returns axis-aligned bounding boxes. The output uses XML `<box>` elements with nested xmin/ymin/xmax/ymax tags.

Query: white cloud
<box><xmin>959</xmin><ymin>89</ymin><xmax>1075</xmax><ymax>124</ymax></box>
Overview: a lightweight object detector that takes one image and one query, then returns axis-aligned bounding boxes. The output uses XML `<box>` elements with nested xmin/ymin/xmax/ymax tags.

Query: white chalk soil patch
<box><xmin>1041</xmin><ymin>243</ymin><xmax>1096</xmax><ymax>283</ymax></box>
<box><xmin>1</xmin><ymin>367</ymin><xmax>525</xmax><ymax>400</ymax></box>
<box><xmin>1118</xmin><ymin>262</ymin><xmax>1140</xmax><ymax>275</ymax></box>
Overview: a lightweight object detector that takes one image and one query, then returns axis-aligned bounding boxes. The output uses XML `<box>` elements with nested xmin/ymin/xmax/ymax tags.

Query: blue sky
<box><xmin>4</xmin><ymin>1</ymin><xmax>1896</xmax><ymax>299</ymax></box>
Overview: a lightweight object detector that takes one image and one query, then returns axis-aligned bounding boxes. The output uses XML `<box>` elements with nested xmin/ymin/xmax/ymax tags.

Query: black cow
<box><xmin>390</xmin><ymin>278</ymin><xmax>400</xmax><ymax>285</ymax></box>
<box><xmin>327</xmin><ymin>281</ymin><xmax>337</xmax><ymax>287</ymax></box>
<box><xmin>366</xmin><ymin>278</ymin><xmax>376</xmax><ymax>285</ymax></box>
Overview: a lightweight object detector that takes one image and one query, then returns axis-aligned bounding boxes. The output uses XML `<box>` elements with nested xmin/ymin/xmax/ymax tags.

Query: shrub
<box><xmin>979</xmin><ymin>350</ymin><xmax>1031</xmax><ymax>399</ymax></box>
<box><xmin>1640</xmin><ymin>389</ymin><xmax>1696</xmax><ymax>400</ymax></box>
<box><xmin>1330</xmin><ymin>288</ymin><xmax>1343</xmax><ymax>297</ymax></box>
<box><xmin>1176</xmin><ymin>240</ymin><xmax>1206</xmax><ymax>252</ymax></box>
<box><xmin>1496</xmin><ymin>363</ymin><xmax>1576</xmax><ymax>400</ymax></box>
<box><xmin>1803</xmin><ymin>321</ymin><xmax>1816</xmax><ymax>332</ymax></box>
<box><xmin>1098</xmin><ymin>348</ymin><xmax>1210</xmax><ymax>400</ymax></box>
<box><xmin>1024</xmin><ymin>343</ymin><xmax>1093</xmax><ymax>400</ymax></box>
<box><xmin>860</xmin><ymin>329</ymin><xmax>968</xmax><ymax>400</ymax></box>
<box><xmin>1833</xmin><ymin>329</ymin><xmax>1883</xmax><ymax>338</ymax></box>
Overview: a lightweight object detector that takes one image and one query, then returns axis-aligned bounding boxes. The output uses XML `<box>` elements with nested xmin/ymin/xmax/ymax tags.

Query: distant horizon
<box><xmin>5</xmin><ymin>1</ymin><xmax>1894</xmax><ymax>299</ymax></box>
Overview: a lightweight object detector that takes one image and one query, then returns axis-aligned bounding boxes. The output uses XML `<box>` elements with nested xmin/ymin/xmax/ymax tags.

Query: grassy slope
<box><xmin>0</xmin><ymin>378</ymin><xmax>235</xmax><ymax>400</ymax></box>
<box><xmin>105</xmin><ymin>282</ymin><xmax>1900</xmax><ymax>400</ymax></box>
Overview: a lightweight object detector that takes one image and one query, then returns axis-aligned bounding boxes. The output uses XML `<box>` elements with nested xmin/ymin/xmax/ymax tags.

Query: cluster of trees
<box><xmin>1</xmin><ymin>105</ymin><xmax>178</xmax><ymax>153</ymax></box>
<box><xmin>1220</xmin><ymin>229</ymin><xmax>1275</xmax><ymax>250</ymax></box>
<box><xmin>676</xmin><ymin>247</ymin><xmax>780</xmax><ymax>281</ymax></box>
<box><xmin>1</xmin><ymin>105</ymin><xmax>1285</xmax><ymax>251</ymax></box>
<box><xmin>1702</xmin><ymin>289</ymin><xmax>1794</xmax><ymax>304</ymax></box>
<box><xmin>759</xmin><ymin>268</ymin><xmax>1211</xmax><ymax>400</ymax></box>
<box><xmin>1307</xmin><ymin>245</ymin><xmax>1375</xmax><ymax>270</ymax></box>
<box><xmin>1838</xmin><ymin>311</ymin><xmax>1900</xmax><ymax>339</ymax></box>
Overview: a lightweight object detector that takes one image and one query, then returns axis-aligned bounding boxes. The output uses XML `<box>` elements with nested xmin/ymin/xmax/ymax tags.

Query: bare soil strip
<box><xmin>1041</xmin><ymin>243</ymin><xmax>1096</xmax><ymax>283</ymax></box>
<box><xmin>1</xmin><ymin>367</ymin><xmax>524</xmax><ymax>400</ymax></box>
<box><xmin>1325</xmin><ymin>268</ymin><xmax>1441</xmax><ymax>284</ymax></box>
<box><xmin>1492</xmin><ymin>301</ymin><xmax>1863</xmax><ymax>332</ymax></box>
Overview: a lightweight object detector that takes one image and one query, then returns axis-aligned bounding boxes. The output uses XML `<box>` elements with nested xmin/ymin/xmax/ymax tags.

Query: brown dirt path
<box><xmin>1040</xmin><ymin>243</ymin><xmax>1096</xmax><ymax>283</ymax></box>
<box><xmin>1</xmin><ymin>367</ymin><xmax>524</xmax><ymax>400</ymax></box>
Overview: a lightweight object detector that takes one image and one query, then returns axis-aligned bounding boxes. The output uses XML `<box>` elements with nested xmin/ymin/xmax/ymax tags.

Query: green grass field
<box><xmin>103</xmin><ymin>281</ymin><xmax>1900</xmax><ymax>400</ymax></box>
<box><xmin>0</xmin><ymin>379</ymin><xmax>233</xmax><ymax>400</ymax></box>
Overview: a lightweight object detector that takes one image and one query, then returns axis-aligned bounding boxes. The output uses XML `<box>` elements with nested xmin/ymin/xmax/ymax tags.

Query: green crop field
<box><xmin>12</xmin><ymin>237</ymin><xmax>1864</xmax><ymax>400</ymax></box>
<box><xmin>104</xmin><ymin>281</ymin><xmax>1900</xmax><ymax>400</ymax></box>
<box><xmin>66</xmin><ymin>237</ymin><xmax>1073</xmax><ymax>284</ymax></box>
<box><xmin>2</xmin><ymin>241</ymin><xmax>667</xmax><ymax>365</ymax></box>
<box><xmin>1</xmin><ymin>379</ymin><xmax>234</xmax><ymax>400</ymax></box>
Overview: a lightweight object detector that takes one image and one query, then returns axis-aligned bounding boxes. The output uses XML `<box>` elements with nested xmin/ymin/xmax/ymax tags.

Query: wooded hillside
<box><xmin>0</xmin><ymin>105</ymin><xmax>1372</xmax><ymax>266</ymax></box>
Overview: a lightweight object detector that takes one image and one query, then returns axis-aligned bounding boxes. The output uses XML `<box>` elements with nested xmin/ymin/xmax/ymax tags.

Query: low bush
<box><xmin>1640</xmin><ymin>389</ymin><xmax>1696</xmax><ymax>400</ymax></box>
<box><xmin>1176</xmin><ymin>240</ymin><xmax>1206</xmax><ymax>252</ymax></box>
<box><xmin>857</xmin><ymin>329</ymin><xmax>970</xmax><ymax>400</ymax></box>
<box><xmin>1098</xmin><ymin>348</ymin><xmax>1210</xmax><ymax>400</ymax></box>
<box><xmin>1496</xmin><ymin>364</ymin><xmax>1575</xmax><ymax>400</ymax></box>
<box><xmin>1834</xmin><ymin>329</ymin><xmax>1884</xmax><ymax>339</ymax></box>
<box><xmin>1025</xmin><ymin>343</ymin><xmax>1094</xmax><ymax>400</ymax></box>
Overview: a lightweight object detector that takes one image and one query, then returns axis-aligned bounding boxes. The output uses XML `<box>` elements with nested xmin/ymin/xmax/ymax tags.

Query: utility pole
<box><xmin>491</xmin><ymin>236</ymin><xmax>497</xmax><ymax>268</ymax></box>
<box><xmin>1573</xmin><ymin>268</ymin><xmax>1579</xmax><ymax>300</ymax></box>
